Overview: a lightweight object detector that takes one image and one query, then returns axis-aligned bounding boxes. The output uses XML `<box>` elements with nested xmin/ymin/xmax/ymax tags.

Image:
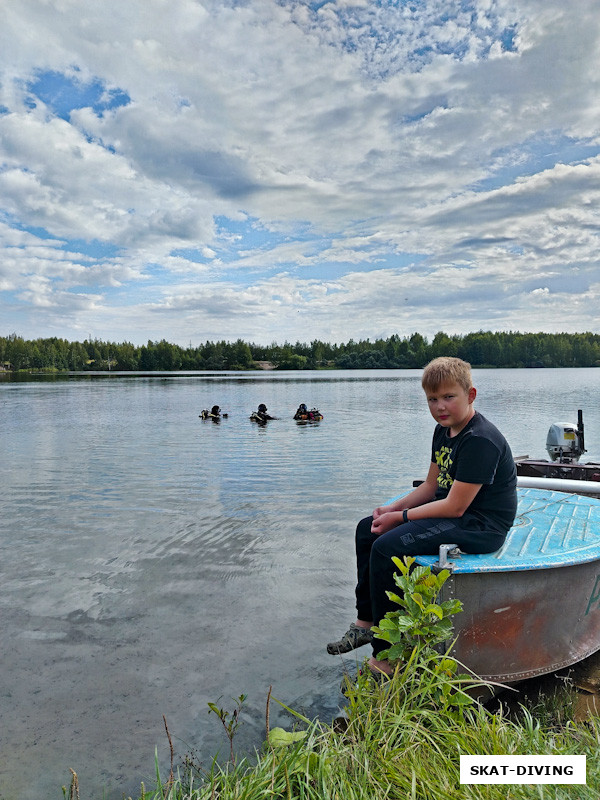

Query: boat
<box><xmin>515</xmin><ymin>409</ymin><xmax>600</xmax><ymax>486</ymax></box>
<box><xmin>414</xmin><ymin>485</ymin><xmax>600</xmax><ymax>686</ymax></box>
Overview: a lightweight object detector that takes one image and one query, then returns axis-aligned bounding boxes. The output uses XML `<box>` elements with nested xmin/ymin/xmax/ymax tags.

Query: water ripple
<box><xmin>2</xmin><ymin>369</ymin><xmax>600</xmax><ymax>798</ymax></box>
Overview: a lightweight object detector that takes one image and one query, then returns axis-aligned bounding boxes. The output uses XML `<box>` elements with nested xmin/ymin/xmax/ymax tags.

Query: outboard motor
<box><xmin>546</xmin><ymin>410</ymin><xmax>586</xmax><ymax>463</ymax></box>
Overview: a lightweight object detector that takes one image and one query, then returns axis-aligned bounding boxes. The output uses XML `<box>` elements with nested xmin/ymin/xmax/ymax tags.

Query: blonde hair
<box><xmin>421</xmin><ymin>357</ymin><xmax>473</xmax><ymax>393</ymax></box>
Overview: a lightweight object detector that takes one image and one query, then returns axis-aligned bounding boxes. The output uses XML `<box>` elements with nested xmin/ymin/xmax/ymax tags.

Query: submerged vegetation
<box><xmin>3</xmin><ymin>329</ymin><xmax>600</xmax><ymax>373</ymax></box>
<box><xmin>63</xmin><ymin>560</ymin><xmax>600</xmax><ymax>798</ymax></box>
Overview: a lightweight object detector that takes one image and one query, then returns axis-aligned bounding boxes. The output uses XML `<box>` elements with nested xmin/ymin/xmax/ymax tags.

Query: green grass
<box><xmin>72</xmin><ymin>659</ymin><xmax>599</xmax><ymax>800</ymax></box>
<box><xmin>62</xmin><ymin>556</ymin><xmax>600</xmax><ymax>800</ymax></box>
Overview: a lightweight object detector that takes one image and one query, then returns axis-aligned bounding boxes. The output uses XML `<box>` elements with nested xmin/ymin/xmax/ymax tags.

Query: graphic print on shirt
<box><xmin>435</xmin><ymin>444</ymin><xmax>454</xmax><ymax>490</ymax></box>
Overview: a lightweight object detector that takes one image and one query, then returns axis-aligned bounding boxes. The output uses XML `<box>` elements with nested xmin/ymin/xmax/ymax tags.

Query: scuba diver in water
<box><xmin>251</xmin><ymin>403</ymin><xmax>276</xmax><ymax>423</ymax></box>
<box><xmin>200</xmin><ymin>405</ymin><xmax>228</xmax><ymax>420</ymax></box>
<box><xmin>294</xmin><ymin>403</ymin><xmax>323</xmax><ymax>421</ymax></box>
<box><xmin>294</xmin><ymin>403</ymin><xmax>309</xmax><ymax>420</ymax></box>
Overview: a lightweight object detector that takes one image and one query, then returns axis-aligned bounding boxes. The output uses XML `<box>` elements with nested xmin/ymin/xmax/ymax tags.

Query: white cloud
<box><xmin>1</xmin><ymin>0</ymin><xmax>600</xmax><ymax>344</ymax></box>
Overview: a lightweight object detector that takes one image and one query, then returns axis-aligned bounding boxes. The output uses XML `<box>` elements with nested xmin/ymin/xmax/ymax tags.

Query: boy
<box><xmin>327</xmin><ymin>357</ymin><xmax>517</xmax><ymax>676</ymax></box>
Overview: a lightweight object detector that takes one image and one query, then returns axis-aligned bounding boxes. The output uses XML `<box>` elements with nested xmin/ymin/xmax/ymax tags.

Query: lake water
<box><xmin>2</xmin><ymin>368</ymin><xmax>600</xmax><ymax>799</ymax></box>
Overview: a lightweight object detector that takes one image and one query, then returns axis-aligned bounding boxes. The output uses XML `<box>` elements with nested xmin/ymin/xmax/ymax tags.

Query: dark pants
<box><xmin>355</xmin><ymin>515</ymin><xmax>506</xmax><ymax>656</ymax></box>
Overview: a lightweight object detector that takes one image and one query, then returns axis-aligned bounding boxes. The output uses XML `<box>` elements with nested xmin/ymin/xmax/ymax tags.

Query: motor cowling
<box><xmin>546</xmin><ymin>422</ymin><xmax>585</xmax><ymax>462</ymax></box>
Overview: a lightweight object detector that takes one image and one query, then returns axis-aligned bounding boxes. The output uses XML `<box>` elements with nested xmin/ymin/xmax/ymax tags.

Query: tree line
<box><xmin>1</xmin><ymin>330</ymin><xmax>600</xmax><ymax>373</ymax></box>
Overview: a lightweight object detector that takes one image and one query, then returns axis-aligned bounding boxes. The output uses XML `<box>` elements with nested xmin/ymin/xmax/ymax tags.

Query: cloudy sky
<box><xmin>1</xmin><ymin>0</ymin><xmax>600</xmax><ymax>347</ymax></box>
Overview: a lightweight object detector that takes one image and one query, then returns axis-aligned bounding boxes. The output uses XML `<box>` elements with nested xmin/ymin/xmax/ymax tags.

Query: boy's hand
<box><xmin>371</xmin><ymin>511</ymin><xmax>402</xmax><ymax>536</ymax></box>
<box><xmin>372</xmin><ymin>505</ymin><xmax>389</xmax><ymax>520</ymax></box>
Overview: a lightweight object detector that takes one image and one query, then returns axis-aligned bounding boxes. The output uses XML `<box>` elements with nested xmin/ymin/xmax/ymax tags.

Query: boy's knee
<box><xmin>356</xmin><ymin>515</ymin><xmax>373</xmax><ymax>533</ymax></box>
<box><xmin>371</xmin><ymin>534</ymin><xmax>398</xmax><ymax>568</ymax></box>
<box><xmin>355</xmin><ymin>515</ymin><xmax>374</xmax><ymax>544</ymax></box>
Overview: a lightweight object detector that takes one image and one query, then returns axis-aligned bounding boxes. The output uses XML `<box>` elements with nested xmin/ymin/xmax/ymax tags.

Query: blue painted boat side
<box><xmin>406</xmin><ymin>487</ymin><xmax>600</xmax><ymax>573</ymax></box>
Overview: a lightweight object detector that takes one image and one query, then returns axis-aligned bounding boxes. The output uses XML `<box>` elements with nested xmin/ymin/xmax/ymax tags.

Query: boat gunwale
<box><xmin>387</xmin><ymin>486</ymin><xmax>600</xmax><ymax>574</ymax></box>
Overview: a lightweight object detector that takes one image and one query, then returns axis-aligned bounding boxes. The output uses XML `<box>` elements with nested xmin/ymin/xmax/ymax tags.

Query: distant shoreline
<box><xmin>2</xmin><ymin>364</ymin><xmax>600</xmax><ymax>381</ymax></box>
<box><xmin>2</xmin><ymin>331</ymin><xmax>600</xmax><ymax>373</ymax></box>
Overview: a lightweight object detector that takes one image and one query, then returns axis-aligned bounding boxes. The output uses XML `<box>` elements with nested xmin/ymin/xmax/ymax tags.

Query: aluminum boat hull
<box><xmin>434</xmin><ymin>560</ymin><xmax>600</xmax><ymax>683</ymax></box>
<box><xmin>414</xmin><ymin>487</ymin><xmax>600</xmax><ymax>684</ymax></box>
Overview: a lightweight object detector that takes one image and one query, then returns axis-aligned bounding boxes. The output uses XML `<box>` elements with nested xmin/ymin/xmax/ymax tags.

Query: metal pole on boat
<box><xmin>578</xmin><ymin>408</ymin><xmax>586</xmax><ymax>454</ymax></box>
<box><xmin>517</xmin><ymin>475</ymin><xmax>600</xmax><ymax>495</ymax></box>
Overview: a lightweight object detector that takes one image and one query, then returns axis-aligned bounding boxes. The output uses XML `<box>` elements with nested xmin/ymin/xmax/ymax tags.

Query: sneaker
<box><xmin>327</xmin><ymin>623</ymin><xmax>374</xmax><ymax>654</ymax></box>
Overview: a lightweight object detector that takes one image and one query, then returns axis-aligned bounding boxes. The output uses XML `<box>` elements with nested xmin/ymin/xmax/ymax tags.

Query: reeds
<box><xmin>143</xmin><ymin>660</ymin><xmax>600</xmax><ymax>800</ymax></box>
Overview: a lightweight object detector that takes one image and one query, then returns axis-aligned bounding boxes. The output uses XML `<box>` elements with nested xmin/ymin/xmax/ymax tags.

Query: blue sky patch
<box><xmin>2</xmin><ymin>213</ymin><xmax>120</xmax><ymax>261</ymax></box>
<box><xmin>170</xmin><ymin>248</ymin><xmax>212</xmax><ymax>264</ymax></box>
<box><xmin>214</xmin><ymin>215</ymin><xmax>311</xmax><ymax>255</ymax></box>
<box><xmin>60</xmin><ymin>239</ymin><xmax>121</xmax><ymax>260</ymax></box>
<box><xmin>471</xmin><ymin>135</ymin><xmax>600</xmax><ymax>192</ymax></box>
<box><xmin>2</xmin><ymin>214</ymin><xmax>56</xmax><ymax>241</ymax></box>
<box><xmin>26</xmin><ymin>70</ymin><xmax>130</xmax><ymax>121</ymax></box>
<box><xmin>501</xmin><ymin>25</ymin><xmax>518</xmax><ymax>52</ymax></box>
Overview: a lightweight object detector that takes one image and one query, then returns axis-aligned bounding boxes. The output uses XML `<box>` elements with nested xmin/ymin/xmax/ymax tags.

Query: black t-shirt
<box><xmin>431</xmin><ymin>411</ymin><xmax>517</xmax><ymax>532</ymax></box>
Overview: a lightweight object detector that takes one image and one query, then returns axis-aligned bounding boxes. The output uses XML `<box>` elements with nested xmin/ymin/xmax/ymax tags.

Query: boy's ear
<box><xmin>468</xmin><ymin>387</ymin><xmax>477</xmax><ymax>403</ymax></box>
